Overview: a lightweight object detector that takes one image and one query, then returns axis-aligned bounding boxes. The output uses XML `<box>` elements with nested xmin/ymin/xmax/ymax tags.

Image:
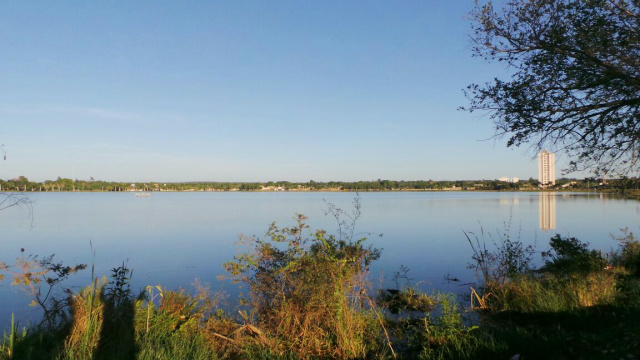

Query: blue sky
<box><xmin>0</xmin><ymin>1</ymin><xmax>568</xmax><ymax>182</ymax></box>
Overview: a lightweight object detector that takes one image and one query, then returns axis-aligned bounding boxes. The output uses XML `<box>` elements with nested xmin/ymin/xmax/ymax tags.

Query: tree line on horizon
<box><xmin>1</xmin><ymin>175</ymin><xmax>638</xmax><ymax>193</ymax></box>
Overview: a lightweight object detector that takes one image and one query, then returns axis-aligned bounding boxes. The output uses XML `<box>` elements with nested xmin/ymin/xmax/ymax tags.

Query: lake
<box><xmin>1</xmin><ymin>191</ymin><xmax>638</xmax><ymax>330</ymax></box>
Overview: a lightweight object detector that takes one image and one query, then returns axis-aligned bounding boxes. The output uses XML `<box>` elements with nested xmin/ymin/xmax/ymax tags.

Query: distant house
<box><xmin>499</xmin><ymin>177</ymin><xmax>520</xmax><ymax>183</ymax></box>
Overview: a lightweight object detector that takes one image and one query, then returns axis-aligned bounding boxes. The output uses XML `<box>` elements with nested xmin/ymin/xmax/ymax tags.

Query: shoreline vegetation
<box><xmin>1</xmin><ymin>197</ymin><xmax>640</xmax><ymax>359</ymax></box>
<box><xmin>2</xmin><ymin>176</ymin><xmax>640</xmax><ymax>193</ymax></box>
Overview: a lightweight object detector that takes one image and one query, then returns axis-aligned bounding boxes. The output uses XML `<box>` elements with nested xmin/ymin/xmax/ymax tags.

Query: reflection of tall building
<box><xmin>499</xmin><ymin>197</ymin><xmax>520</xmax><ymax>205</ymax></box>
<box><xmin>538</xmin><ymin>151</ymin><xmax>556</xmax><ymax>187</ymax></box>
<box><xmin>539</xmin><ymin>192</ymin><xmax>556</xmax><ymax>230</ymax></box>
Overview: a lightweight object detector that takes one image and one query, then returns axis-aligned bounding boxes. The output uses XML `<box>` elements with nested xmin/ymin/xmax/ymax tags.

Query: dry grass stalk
<box><xmin>470</xmin><ymin>287</ymin><xmax>493</xmax><ymax>310</ymax></box>
<box><xmin>365</xmin><ymin>296</ymin><xmax>397</xmax><ymax>358</ymax></box>
<box><xmin>64</xmin><ymin>280</ymin><xmax>105</xmax><ymax>356</ymax></box>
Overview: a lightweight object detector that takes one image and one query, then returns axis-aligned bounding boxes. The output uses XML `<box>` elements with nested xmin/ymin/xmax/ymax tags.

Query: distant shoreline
<box><xmin>2</xmin><ymin>177</ymin><xmax>636</xmax><ymax>194</ymax></box>
<box><xmin>4</xmin><ymin>188</ymin><xmax>613</xmax><ymax>193</ymax></box>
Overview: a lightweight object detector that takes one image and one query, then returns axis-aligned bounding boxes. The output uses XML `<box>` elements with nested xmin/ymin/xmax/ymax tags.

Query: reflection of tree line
<box><xmin>539</xmin><ymin>192</ymin><xmax>556</xmax><ymax>231</ymax></box>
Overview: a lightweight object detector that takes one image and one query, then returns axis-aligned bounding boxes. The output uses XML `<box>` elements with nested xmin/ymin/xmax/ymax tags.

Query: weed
<box><xmin>104</xmin><ymin>262</ymin><xmax>133</xmax><ymax>309</ymax></box>
<box><xmin>0</xmin><ymin>249</ymin><xmax>86</xmax><ymax>329</ymax></box>
<box><xmin>465</xmin><ymin>218</ymin><xmax>535</xmax><ymax>289</ymax></box>
<box><xmin>421</xmin><ymin>293</ymin><xmax>479</xmax><ymax>359</ymax></box>
<box><xmin>377</xmin><ymin>266</ymin><xmax>434</xmax><ymax>314</ymax></box>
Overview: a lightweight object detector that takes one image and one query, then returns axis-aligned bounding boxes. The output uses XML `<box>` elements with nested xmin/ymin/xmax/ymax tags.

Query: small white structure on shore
<box><xmin>499</xmin><ymin>177</ymin><xmax>520</xmax><ymax>183</ymax></box>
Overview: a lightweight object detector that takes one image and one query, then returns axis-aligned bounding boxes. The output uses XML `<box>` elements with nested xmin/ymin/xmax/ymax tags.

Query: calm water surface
<box><xmin>1</xmin><ymin>191</ymin><xmax>638</xmax><ymax>329</ymax></box>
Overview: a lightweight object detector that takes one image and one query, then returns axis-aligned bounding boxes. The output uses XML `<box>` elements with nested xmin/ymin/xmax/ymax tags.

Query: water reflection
<box><xmin>499</xmin><ymin>196</ymin><xmax>520</xmax><ymax>205</ymax></box>
<box><xmin>539</xmin><ymin>192</ymin><xmax>556</xmax><ymax>230</ymax></box>
<box><xmin>2</xmin><ymin>191</ymin><xmax>638</xmax><ymax>332</ymax></box>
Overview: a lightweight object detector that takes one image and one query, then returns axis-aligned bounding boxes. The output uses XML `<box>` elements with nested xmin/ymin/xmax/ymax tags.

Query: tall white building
<box><xmin>538</xmin><ymin>151</ymin><xmax>556</xmax><ymax>187</ymax></box>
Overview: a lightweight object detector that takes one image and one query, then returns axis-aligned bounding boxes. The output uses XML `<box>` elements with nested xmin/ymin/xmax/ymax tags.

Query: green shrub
<box><xmin>467</xmin><ymin>230</ymin><xmax>618</xmax><ymax>313</ymax></box>
<box><xmin>540</xmin><ymin>235</ymin><xmax>607</xmax><ymax>274</ymax></box>
<box><xmin>610</xmin><ymin>228</ymin><xmax>640</xmax><ymax>276</ymax></box>
<box><xmin>223</xmin><ymin>209</ymin><xmax>382</xmax><ymax>358</ymax></box>
<box><xmin>465</xmin><ymin>220</ymin><xmax>535</xmax><ymax>288</ymax></box>
<box><xmin>420</xmin><ymin>293</ymin><xmax>479</xmax><ymax>360</ymax></box>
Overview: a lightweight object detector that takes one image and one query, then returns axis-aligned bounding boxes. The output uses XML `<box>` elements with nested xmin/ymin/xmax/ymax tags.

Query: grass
<box><xmin>480</xmin><ymin>271</ymin><xmax>618</xmax><ymax>312</ymax></box>
<box><xmin>459</xmin><ymin>228</ymin><xmax>640</xmax><ymax>359</ymax></box>
<box><xmin>2</xmin><ymin>216</ymin><xmax>640</xmax><ymax>359</ymax></box>
<box><xmin>480</xmin><ymin>305</ymin><xmax>640</xmax><ymax>359</ymax></box>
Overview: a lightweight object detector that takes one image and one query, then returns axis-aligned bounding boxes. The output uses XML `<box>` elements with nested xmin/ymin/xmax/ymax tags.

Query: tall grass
<box><xmin>60</xmin><ymin>278</ymin><xmax>104</xmax><ymax>359</ymax></box>
<box><xmin>0</xmin><ymin>314</ymin><xmax>24</xmax><ymax>359</ymax></box>
<box><xmin>485</xmin><ymin>272</ymin><xmax>617</xmax><ymax>312</ymax></box>
<box><xmin>465</xmin><ymin>222</ymin><xmax>624</xmax><ymax>313</ymax></box>
<box><xmin>8</xmin><ymin>207</ymin><xmax>639</xmax><ymax>359</ymax></box>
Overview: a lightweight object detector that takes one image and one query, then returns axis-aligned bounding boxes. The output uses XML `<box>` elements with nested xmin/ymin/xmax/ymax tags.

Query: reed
<box><xmin>0</xmin><ymin>314</ymin><xmax>21</xmax><ymax>359</ymax></box>
<box><xmin>60</xmin><ymin>278</ymin><xmax>104</xmax><ymax>359</ymax></box>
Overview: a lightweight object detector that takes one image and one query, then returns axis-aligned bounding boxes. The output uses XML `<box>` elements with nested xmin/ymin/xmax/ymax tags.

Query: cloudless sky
<box><xmin>0</xmin><ymin>1</ymin><xmax>573</xmax><ymax>183</ymax></box>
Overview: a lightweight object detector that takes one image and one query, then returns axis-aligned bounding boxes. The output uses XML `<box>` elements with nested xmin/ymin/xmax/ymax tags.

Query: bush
<box><xmin>610</xmin><ymin>228</ymin><xmax>640</xmax><ymax>276</ymax></box>
<box><xmin>223</xmin><ymin>210</ymin><xmax>381</xmax><ymax>358</ymax></box>
<box><xmin>466</xmin><ymin>229</ymin><xmax>619</xmax><ymax>312</ymax></box>
<box><xmin>540</xmin><ymin>235</ymin><xmax>607</xmax><ymax>274</ymax></box>
<box><xmin>465</xmin><ymin>220</ymin><xmax>535</xmax><ymax>288</ymax></box>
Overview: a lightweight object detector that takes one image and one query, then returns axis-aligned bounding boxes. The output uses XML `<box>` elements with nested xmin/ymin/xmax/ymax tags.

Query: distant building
<box><xmin>538</xmin><ymin>151</ymin><xmax>556</xmax><ymax>187</ymax></box>
<box><xmin>499</xmin><ymin>177</ymin><xmax>520</xmax><ymax>183</ymax></box>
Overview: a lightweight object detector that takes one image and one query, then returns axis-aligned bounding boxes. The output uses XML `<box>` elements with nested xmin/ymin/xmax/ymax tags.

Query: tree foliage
<box><xmin>465</xmin><ymin>0</ymin><xmax>640</xmax><ymax>175</ymax></box>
